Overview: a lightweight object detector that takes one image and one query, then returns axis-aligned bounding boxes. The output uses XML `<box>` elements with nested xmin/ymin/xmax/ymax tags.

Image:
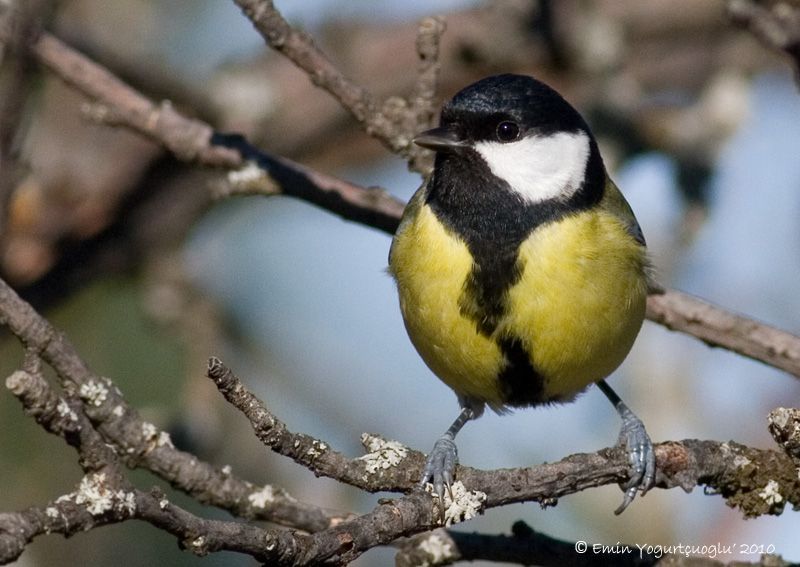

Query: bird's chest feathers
<box><xmin>502</xmin><ymin>213</ymin><xmax>647</xmax><ymax>394</ymax></box>
<box><xmin>391</xmin><ymin>202</ymin><xmax>646</xmax><ymax>404</ymax></box>
<box><xmin>391</xmin><ymin>204</ymin><xmax>505</xmax><ymax>400</ymax></box>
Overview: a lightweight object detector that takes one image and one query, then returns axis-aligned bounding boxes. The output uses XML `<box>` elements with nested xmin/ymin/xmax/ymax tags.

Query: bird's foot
<box><xmin>614</xmin><ymin>405</ymin><xmax>656</xmax><ymax>514</ymax></box>
<box><xmin>419</xmin><ymin>433</ymin><xmax>458</xmax><ymax>504</ymax></box>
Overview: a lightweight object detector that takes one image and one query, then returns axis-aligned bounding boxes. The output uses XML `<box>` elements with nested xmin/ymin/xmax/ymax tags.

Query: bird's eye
<box><xmin>495</xmin><ymin>121</ymin><xmax>520</xmax><ymax>142</ymax></box>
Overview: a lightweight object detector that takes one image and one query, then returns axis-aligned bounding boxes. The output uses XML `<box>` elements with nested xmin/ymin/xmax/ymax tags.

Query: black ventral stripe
<box><xmin>496</xmin><ymin>337</ymin><xmax>546</xmax><ymax>406</ymax></box>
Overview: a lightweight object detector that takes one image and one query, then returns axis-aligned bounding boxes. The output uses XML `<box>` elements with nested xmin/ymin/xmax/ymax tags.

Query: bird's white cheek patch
<box><xmin>474</xmin><ymin>131</ymin><xmax>590</xmax><ymax>203</ymax></box>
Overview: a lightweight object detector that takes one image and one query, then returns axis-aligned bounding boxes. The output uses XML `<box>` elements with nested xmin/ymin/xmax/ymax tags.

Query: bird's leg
<box><xmin>420</xmin><ymin>406</ymin><xmax>475</xmax><ymax>503</ymax></box>
<box><xmin>596</xmin><ymin>379</ymin><xmax>656</xmax><ymax>514</ymax></box>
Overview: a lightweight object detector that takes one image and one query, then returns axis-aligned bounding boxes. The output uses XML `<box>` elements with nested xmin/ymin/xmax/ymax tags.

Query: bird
<box><xmin>388</xmin><ymin>73</ymin><xmax>655</xmax><ymax>514</ymax></box>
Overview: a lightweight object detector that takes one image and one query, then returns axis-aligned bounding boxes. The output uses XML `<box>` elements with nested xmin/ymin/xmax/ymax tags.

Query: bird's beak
<box><xmin>413</xmin><ymin>125</ymin><xmax>466</xmax><ymax>152</ymax></box>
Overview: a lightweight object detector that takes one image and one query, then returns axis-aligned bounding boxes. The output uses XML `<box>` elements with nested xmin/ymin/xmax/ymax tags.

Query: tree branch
<box><xmin>210</xmin><ymin>132</ymin><xmax>405</xmax><ymax>234</ymax></box>
<box><xmin>208</xmin><ymin>357</ymin><xmax>800</xmax><ymax>521</ymax></box>
<box><xmin>232</xmin><ymin>0</ymin><xmax>377</xmax><ymax>127</ymax></box>
<box><xmin>2</xmin><ymin>365</ymin><xmax>140</xmax><ymax>563</ymax></box>
<box><xmin>0</xmin><ymin>274</ymin><xmax>347</xmax><ymax>533</ymax></box>
<box><xmin>232</xmin><ymin>0</ymin><xmax>445</xmax><ymax>166</ymax></box>
<box><xmin>29</xmin><ymin>32</ymin><xmax>238</xmax><ymax>167</ymax></box>
<box><xmin>0</xmin><ymin>350</ymin><xmax>436</xmax><ymax>565</ymax></box>
<box><xmin>14</xmin><ymin>316</ymin><xmax>780</xmax><ymax>564</ymax></box>
<box><xmin>207</xmin><ymin>356</ymin><xmax>420</xmax><ymax>491</ymax></box>
<box><xmin>4</xmin><ymin>351</ymin><xmax>796</xmax><ymax>564</ymax></box>
<box><xmin>646</xmin><ymin>288</ymin><xmax>800</xmax><ymax>377</ymax></box>
<box><xmin>1</xmin><ymin>361</ymin><xmax>319</xmax><ymax>565</ymax></box>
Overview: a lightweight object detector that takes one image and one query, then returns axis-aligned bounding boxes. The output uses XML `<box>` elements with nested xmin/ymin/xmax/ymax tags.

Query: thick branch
<box><xmin>646</xmin><ymin>288</ymin><xmax>800</xmax><ymax>377</ymax></box>
<box><xmin>209</xmin><ymin>358</ymin><xmax>800</xmax><ymax>520</ymax></box>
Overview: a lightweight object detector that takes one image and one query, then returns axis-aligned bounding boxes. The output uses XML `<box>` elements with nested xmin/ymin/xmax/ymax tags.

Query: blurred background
<box><xmin>1</xmin><ymin>0</ymin><xmax>800</xmax><ymax>565</ymax></box>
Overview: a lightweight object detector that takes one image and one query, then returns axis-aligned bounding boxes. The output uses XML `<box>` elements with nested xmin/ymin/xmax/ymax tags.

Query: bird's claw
<box><xmin>614</xmin><ymin>407</ymin><xmax>656</xmax><ymax>515</ymax></box>
<box><xmin>420</xmin><ymin>434</ymin><xmax>458</xmax><ymax>507</ymax></box>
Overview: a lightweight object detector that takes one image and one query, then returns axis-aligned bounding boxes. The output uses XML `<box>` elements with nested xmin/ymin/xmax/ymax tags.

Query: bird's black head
<box><xmin>441</xmin><ymin>74</ymin><xmax>592</xmax><ymax>144</ymax></box>
<box><xmin>416</xmin><ymin>74</ymin><xmax>604</xmax><ymax>208</ymax></box>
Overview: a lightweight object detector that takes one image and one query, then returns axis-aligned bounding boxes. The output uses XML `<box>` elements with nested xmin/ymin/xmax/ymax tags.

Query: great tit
<box><xmin>389</xmin><ymin>74</ymin><xmax>654</xmax><ymax>514</ymax></box>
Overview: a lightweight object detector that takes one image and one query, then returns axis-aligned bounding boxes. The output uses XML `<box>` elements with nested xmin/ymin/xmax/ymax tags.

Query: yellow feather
<box><xmin>390</xmin><ymin>197</ymin><xmax>507</xmax><ymax>404</ymax></box>
<box><xmin>502</xmin><ymin>203</ymin><xmax>648</xmax><ymax>399</ymax></box>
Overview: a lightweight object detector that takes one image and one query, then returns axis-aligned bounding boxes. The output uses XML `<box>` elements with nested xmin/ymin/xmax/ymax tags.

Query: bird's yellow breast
<box><xmin>501</xmin><ymin>210</ymin><xmax>647</xmax><ymax>399</ymax></box>
<box><xmin>391</xmin><ymin>202</ymin><xmax>504</xmax><ymax>402</ymax></box>
<box><xmin>389</xmin><ymin>193</ymin><xmax>648</xmax><ymax>408</ymax></box>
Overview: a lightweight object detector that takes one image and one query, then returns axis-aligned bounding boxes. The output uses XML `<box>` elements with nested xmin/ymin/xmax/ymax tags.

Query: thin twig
<box><xmin>232</xmin><ymin>0</ymin><xmax>447</xmax><ymax>165</ymax></box>
<box><xmin>406</xmin><ymin>15</ymin><xmax>446</xmax><ymax>173</ymax></box>
<box><xmin>207</xmin><ymin>357</ymin><xmax>420</xmax><ymax>491</ymax></box>
<box><xmin>232</xmin><ymin>1</ymin><xmax>381</xmax><ymax>137</ymax></box>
